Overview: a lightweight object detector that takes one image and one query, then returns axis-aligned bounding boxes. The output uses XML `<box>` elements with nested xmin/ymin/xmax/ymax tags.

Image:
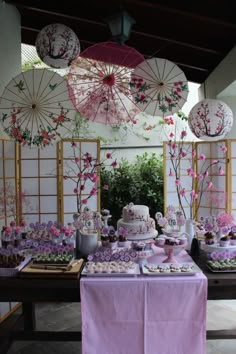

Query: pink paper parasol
<box><xmin>80</xmin><ymin>41</ymin><xmax>144</xmax><ymax>69</ymax></box>
<box><xmin>67</xmin><ymin>56</ymin><xmax>141</xmax><ymax>125</ymax></box>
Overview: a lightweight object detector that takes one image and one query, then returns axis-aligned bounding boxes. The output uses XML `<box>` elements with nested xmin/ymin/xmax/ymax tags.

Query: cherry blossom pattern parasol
<box><xmin>0</xmin><ymin>68</ymin><xmax>75</xmax><ymax>148</ymax></box>
<box><xmin>67</xmin><ymin>56</ymin><xmax>141</xmax><ymax>125</ymax></box>
<box><xmin>130</xmin><ymin>58</ymin><xmax>189</xmax><ymax>117</ymax></box>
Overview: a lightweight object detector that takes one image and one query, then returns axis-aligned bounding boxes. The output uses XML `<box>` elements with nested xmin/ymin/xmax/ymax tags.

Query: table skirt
<box><xmin>80</xmin><ymin>250</ymin><xmax>207</xmax><ymax>354</ymax></box>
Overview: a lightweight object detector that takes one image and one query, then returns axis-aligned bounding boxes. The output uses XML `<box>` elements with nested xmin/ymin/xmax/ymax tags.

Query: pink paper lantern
<box><xmin>35</xmin><ymin>23</ymin><xmax>80</xmax><ymax>69</ymax></box>
<box><xmin>188</xmin><ymin>99</ymin><xmax>233</xmax><ymax>141</ymax></box>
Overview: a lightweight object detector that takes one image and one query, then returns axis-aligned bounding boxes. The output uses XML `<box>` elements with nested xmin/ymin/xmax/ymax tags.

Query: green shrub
<box><xmin>101</xmin><ymin>152</ymin><xmax>164</xmax><ymax>226</ymax></box>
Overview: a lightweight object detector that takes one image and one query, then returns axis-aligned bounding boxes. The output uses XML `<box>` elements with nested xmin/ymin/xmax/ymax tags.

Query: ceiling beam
<box><xmin>18</xmin><ymin>10</ymin><xmax>222</xmax><ymax>56</ymax></box>
<box><xmin>7</xmin><ymin>0</ymin><xmax>236</xmax><ymax>29</ymax></box>
<box><xmin>7</xmin><ymin>1</ymin><xmax>232</xmax><ymax>55</ymax></box>
<box><xmin>20</xmin><ymin>22</ymin><xmax>215</xmax><ymax>72</ymax></box>
<box><xmin>127</xmin><ymin>0</ymin><xmax>236</xmax><ymax>29</ymax></box>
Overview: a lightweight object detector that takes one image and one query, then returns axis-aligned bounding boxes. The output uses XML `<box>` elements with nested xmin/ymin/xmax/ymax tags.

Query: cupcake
<box><xmin>118</xmin><ymin>234</ymin><xmax>130</xmax><ymax>248</ymax></box>
<box><xmin>219</xmin><ymin>236</ymin><xmax>230</xmax><ymax>247</ymax></box>
<box><xmin>109</xmin><ymin>234</ymin><xmax>118</xmax><ymax>249</ymax></box>
<box><xmin>204</xmin><ymin>232</ymin><xmax>215</xmax><ymax>245</ymax></box>
<box><xmin>229</xmin><ymin>233</ymin><xmax>236</xmax><ymax>245</ymax></box>
<box><xmin>155</xmin><ymin>237</ymin><xmax>165</xmax><ymax>246</ymax></box>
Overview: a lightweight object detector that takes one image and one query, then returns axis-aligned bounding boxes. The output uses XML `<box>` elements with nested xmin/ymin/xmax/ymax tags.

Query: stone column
<box><xmin>0</xmin><ymin>1</ymin><xmax>21</xmax><ymax>96</ymax></box>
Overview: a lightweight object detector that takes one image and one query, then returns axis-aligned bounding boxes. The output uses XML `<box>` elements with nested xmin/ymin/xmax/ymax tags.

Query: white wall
<box><xmin>199</xmin><ymin>46</ymin><xmax>236</xmax><ymax>99</ymax></box>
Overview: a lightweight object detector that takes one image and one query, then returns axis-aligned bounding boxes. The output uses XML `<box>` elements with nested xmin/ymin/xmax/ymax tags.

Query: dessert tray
<box><xmin>81</xmin><ymin>261</ymin><xmax>140</xmax><ymax>277</ymax></box>
<box><xmin>141</xmin><ymin>262</ymin><xmax>202</xmax><ymax>276</ymax></box>
<box><xmin>0</xmin><ymin>256</ymin><xmax>31</xmax><ymax>277</ymax></box>
<box><xmin>31</xmin><ymin>254</ymin><xmax>74</xmax><ymax>267</ymax></box>
<box><xmin>161</xmin><ymin>229</ymin><xmax>185</xmax><ymax>238</ymax></box>
<box><xmin>201</xmin><ymin>242</ymin><xmax>236</xmax><ymax>253</ymax></box>
<box><xmin>206</xmin><ymin>259</ymin><xmax>236</xmax><ymax>273</ymax></box>
<box><xmin>20</xmin><ymin>258</ymin><xmax>84</xmax><ymax>278</ymax></box>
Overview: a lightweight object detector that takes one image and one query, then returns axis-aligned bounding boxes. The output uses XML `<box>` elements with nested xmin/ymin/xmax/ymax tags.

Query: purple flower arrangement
<box><xmin>17</xmin><ymin>240</ymin><xmax>74</xmax><ymax>255</ymax></box>
<box><xmin>210</xmin><ymin>250</ymin><xmax>236</xmax><ymax>261</ymax></box>
<box><xmin>87</xmin><ymin>247</ymin><xmax>137</xmax><ymax>263</ymax></box>
<box><xmin>0</xmin><ymin>246</ymin><xmax>25</xmax><ymax>268</ymax></box>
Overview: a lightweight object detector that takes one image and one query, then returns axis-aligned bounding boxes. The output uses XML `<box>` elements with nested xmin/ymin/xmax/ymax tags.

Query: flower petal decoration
<box><xmin>0</xmin><ymin>69</ymin><xmax>75</xmax><ymax>148</ymax></box>
<box><xmin>130</xmin><ymin>58</ymin><xmax>189</xmax><ymax>117</ymax></box>
<box><xmin>35</xmin><ymin>23</ymin><xmax>80</xmax><ymax>69</ymax></box>
<box><xmin>188</xmin><ymin>99</ymin><xmax>233</xmax><ymax>141</ymax></box>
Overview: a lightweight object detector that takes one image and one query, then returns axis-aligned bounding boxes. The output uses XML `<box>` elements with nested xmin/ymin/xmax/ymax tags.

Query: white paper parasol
<box><xmin>0</xmin><ymin>69</ymin><xmax>75</xmax><ymax>148</ymax></box>
<box><xmin>130</xmin><ymin>58</ymin><xmax>189</xmax><ymax>117</ymax></box>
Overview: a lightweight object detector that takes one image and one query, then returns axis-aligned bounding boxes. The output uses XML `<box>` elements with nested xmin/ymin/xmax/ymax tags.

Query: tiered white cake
<box><xmin>117</xmin><ymin>203</ymin><xmax>158</xmax><ymax>240</ymax></box>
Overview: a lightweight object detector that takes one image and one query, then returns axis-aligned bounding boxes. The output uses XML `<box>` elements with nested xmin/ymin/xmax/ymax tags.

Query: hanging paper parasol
<box><xmin>0</xmin><ymin>69</ymin><xmax>75</xmax><ymax>148</ymax></box>
<box><xmin>67</xmin><ymin>56</ymin><xmax>140</xmax><ymax>125</ymax></box>
<box><xmin>130</xmin><ymin>58</ymin><xmax>189</xmax><ymax>117</ymax></box>
<box><xmin>80</xmin><ymin>41</ymin><xmax>144</xmax><ymax>69</ymax></box>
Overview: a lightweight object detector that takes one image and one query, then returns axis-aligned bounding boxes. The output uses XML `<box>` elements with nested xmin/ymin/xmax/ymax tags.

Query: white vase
<box><xmin>185</xmin><ymin>219</ymin><xmax>195</xmax><ymax>251</ymax></box>
<box><xmin>75</xmin><ymin>229</ymin><xmax>98</xmax><ymax>258</ymax></box>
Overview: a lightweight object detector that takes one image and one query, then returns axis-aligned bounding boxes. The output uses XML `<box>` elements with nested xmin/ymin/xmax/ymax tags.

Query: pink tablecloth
<box><xmin>80</xmin><ymin>249</ymin><xmax>207</xmax><ymax>354</ymax></box>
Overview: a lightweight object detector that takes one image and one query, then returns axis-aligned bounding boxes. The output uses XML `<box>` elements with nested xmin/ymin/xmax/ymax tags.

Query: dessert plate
<box><xmin>141</xmin><ymin>262</ymin><xmax>202</xmax><ymax>276</ymax></box>
<box><xmin>0</xmin><ymin>256</ymin><xmax>31</xmax><ymax>277</ymax></box>
<box><xmin>201</xmin><ymin>242</ymin><xmax>236</xmax><ymax>252</ymax></box>
<box><xmin>81</xmin><ymin>263</ymin><xmax>140</xmax><ymax>277</ymax></box>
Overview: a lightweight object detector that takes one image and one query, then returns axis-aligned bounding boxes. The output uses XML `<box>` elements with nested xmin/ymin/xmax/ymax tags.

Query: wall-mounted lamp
<box><xmin>106</xmin><ymin>10</ymin><xmax>135</xmax><ymax>44</ymax></box>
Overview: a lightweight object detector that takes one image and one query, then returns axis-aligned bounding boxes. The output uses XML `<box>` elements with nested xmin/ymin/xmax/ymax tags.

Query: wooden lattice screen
<box><xmin>164</xmin><ymin>139</ymin><xmax>233</xmax><ymax>220</ymax></box>
<box><xmin>0</xmin><ymin>138</ymin><xmax>100</xmax><ymax>226</ymax></box>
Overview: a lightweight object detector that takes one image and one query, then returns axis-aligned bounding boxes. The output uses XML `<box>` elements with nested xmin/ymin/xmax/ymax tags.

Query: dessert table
<box><xmin>80</xmin><ymin>248</ymin><xmax>207</xmax><ymax>354</ymax></box>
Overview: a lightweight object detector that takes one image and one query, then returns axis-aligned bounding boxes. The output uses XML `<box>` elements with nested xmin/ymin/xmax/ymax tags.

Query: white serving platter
<box><xmin>141</xmin><ymin>262</ymin><xmax>202</xmax><ymax>276</ymax></box>
<box><xmin>81</xmin><ymin>263</ymin><xmax>140</xmax><ymax>277</ymax></box>
<box><xmin>201</xmin><ymin>241</ymin><xmax>236</xmax><ymax>253</ymax></box>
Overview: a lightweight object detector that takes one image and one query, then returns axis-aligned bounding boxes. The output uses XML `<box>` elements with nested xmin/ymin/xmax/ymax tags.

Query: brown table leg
<box><xmin>22</xmin><ymin>302</ymin><xmax>36</xmax><ymax>330</ymax></box>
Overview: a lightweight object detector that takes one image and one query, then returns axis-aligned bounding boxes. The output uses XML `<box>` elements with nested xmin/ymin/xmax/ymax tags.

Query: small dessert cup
<box><xmin>155</xmin><ymin>237</ymin><xmax>165</xmax><ymax>246</ymax></box>
<box><xmin>109</xmin><ymin>241</ymin><xmax>118</xmax><ymax>249</ymax></box>
<box><xmin>118</xmin><ymin>240</ymin><xmax>130</xmax><ymax>248</ymax></box>
<box><xmin>219</xmin><ymin>238</ymin><xmax>230</xmax><ymax>247</ymax></box>
<box><xmin>230</xmin><ymin>238</ymin><xmax>236</xmax><ymax>245</ymax></box>
<box><xmin>179</xmin><ymin>237</ymin><xmax>187</xmax><ymax>245</ymax></box>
